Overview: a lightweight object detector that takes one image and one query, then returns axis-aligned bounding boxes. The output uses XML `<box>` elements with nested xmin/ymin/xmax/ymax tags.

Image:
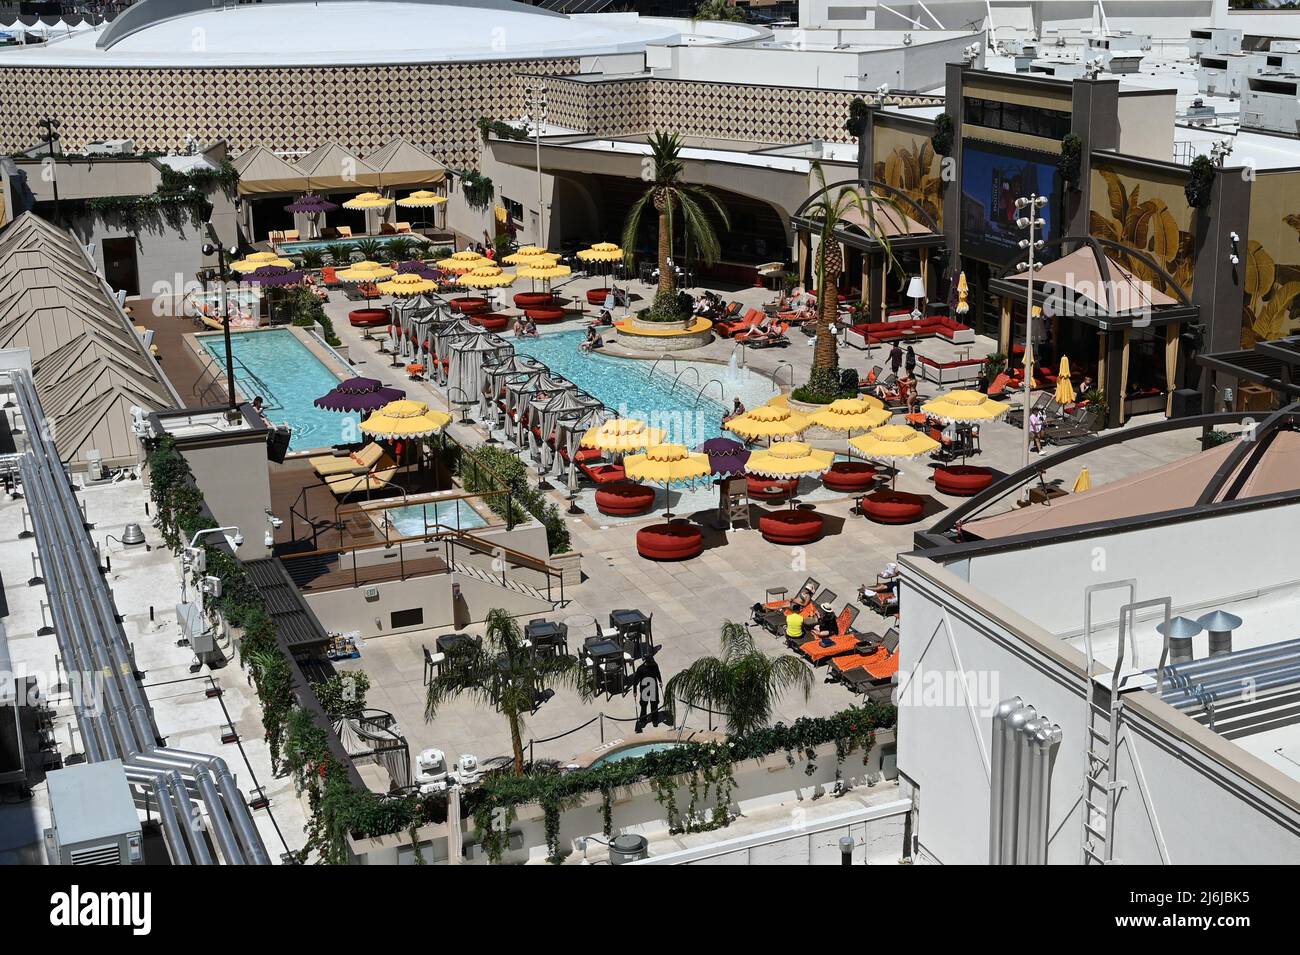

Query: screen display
<box><xmin>959</xmin><ymin>141</ymin><xmax>1062</xmax><ymax>266</ymax></box>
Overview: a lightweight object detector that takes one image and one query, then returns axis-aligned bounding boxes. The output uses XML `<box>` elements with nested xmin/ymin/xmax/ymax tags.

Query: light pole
<box><xmin>37</xmin><ymin>117</ymin><xmax>62</xmax><ymax>225</ymax></box>
<box><xmin>526</xmin><ymin>81</ymin><xmax>548</xmax><ymax>247</ymax></box>
<box><xmin>1015</xmin><ymin>194</ymin><xmax>1048</xmax><ymax>473</ymax></box>
<box><xmin>202</xmin><ymin>224</ymin><xmax>241</xmax><ymax>423</ymax></box>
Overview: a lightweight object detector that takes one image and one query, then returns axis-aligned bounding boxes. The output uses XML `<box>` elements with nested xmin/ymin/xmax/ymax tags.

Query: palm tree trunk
<box><xmin>813</xmin><ymin>268</ymin><xmax>841</xmax><ymax>373</ymax></box>
<box><xmin>657</xmin><ymin>206</ymin><xmax>674</xmax><ymax>299</ymax></box>
<box><xmin>509</xmin><ymin>712</ymin><xmax>525</xmax><ymax>775</ymax></box>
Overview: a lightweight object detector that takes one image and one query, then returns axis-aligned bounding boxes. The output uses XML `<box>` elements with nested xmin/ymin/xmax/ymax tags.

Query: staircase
<box><xmin>451</xmin><ymin>559</ymin><xmax>558</xmax><ymax>606</ymax></box>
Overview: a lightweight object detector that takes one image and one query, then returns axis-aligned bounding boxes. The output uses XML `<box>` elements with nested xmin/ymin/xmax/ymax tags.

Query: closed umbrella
<box><xmin>1055</xmin><ymin>356</ymin><xmax>1077</xmax><ymax>406</ymax></box>
<box><xmin>848</xmin><ymin>424</ymin><xmax>940</xmax><ymax>489</ymax></box>
<box><xmin>1072</xmin><ymin>466</ymin><xmax>1091</xmax><ymax>493</ymax></box>
<box><xmin>700</xmin><ymin>436</ymin><xmax>750</xmax><ymax>476</ymax></box>
<box><xmin>623</xmin><ymin>443</ymin><xmax>712</xmax><ymax>519</ymax></box>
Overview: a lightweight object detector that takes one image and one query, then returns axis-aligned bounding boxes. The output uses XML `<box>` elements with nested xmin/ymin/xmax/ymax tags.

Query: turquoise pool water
<box><xmin>199</xmin><ymin>329</ymin><xmax>356</xmax><ymax>452</ymax></box>
<box><xmin>588</xmin><ymin>742</ymin><xmax>684</xmax><ymax>767</ymax></box>
<box><xmin>511</xmin><ymin>330</ymin><xmax>772</xmax><ymax>445</ymax></box>
<box><xmin>280</xmin><ymin>235</ymin><xmax>431</xmax><ymax>256</ymax></box>
<box><xmin>382</xmin><ymin>498</ymin><xmax>490</xmax><ymax>536</ymax></box>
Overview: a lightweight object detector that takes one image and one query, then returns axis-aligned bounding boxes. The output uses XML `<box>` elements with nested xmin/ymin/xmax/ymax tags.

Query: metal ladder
<box><xmin>1080</xmin><ymin>582</ymin><xmax>1171</xmax><ymax>865</ymax></box>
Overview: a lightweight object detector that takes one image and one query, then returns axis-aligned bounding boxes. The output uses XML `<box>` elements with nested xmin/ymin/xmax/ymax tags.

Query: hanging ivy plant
<box><xmin>1059</xmin><ymin>133</ymin><xmax>1083</xmax><ymax>187</ymax></box>
<box><xmin>461</xmin><ymin>170</ymin><xmax>495</xmax><ymax>212</ymax></box>
<box><xmin>931</xmin><ymin>112</ymin><xmax>955</xmax><ymax>157</ymax></box>
<box><xmin>844</xmin><ymin>97</ymin><xmax>872</xmax><ymax>139</ymax></box>
<box><xmin>1185</xmin><ymin>154</ymin><xmax>1216</xmax><ymax>209</ymax></box>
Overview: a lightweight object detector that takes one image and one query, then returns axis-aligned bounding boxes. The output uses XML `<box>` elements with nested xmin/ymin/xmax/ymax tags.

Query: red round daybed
<box><xmin>822</xmin><ymin>461</ymin><xmax>878</xmax><ymax>494</ymax></box>
<box><xmin>933</xmin><ymin>465</ymin><xmax>995</xmax><ymax>497</ymax></box>
<box><xmin>526</xmin><ymin>306</ymin><xmax>566</xmax><ymax>324</ymax></box>
<box><xmin>636</xmin><ymin>522</ymin><xmax>703</xmax><ymax>561</ymax></box>
<box><xmin>747</xmin><ymin>476</ymin><xmax>798</xmax><ymax>500</ymax></box>
<box><xmin>595</xmin><ymin>481</ymin><xmax>657</xmax><ymax>517</ymax></box>
<box><xmin>348</xmin><ymin>308</ymin><xmax>389</xmax><ymax>327</ymax></box>
<box><xmin>861</xmin><ymin>490</ymin><xmax>925</xmax><ymax>524</ymax></box>
<box><xmin>514</xmin><ymin>292</ymin><xmax>554</xmax><ymax>309</ymax></box>
<box><xmin>449</xmin><ymin>297</ymin><xmax>489</xmax><ymax>315</ymax></box>
<box><xmin>759</xmin><ymin>510</ymin><xmax>824</xmax><ymax>545</ymax></box>
<box><xmin>472</xmin><ymin>312</ymin><xmax>510</xmax><ymax>332</ymax></box>
<box><xmin>586</xmin><ymin>288</ymin><xmax>613</xmax><ymax>306</ymax></box>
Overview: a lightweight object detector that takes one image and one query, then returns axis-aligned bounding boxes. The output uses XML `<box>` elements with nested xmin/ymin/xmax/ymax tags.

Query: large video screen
<box><xmin>960</xmin><ymin>140</ymin><xmax>1062</xmax><ymax>266</ymax></box>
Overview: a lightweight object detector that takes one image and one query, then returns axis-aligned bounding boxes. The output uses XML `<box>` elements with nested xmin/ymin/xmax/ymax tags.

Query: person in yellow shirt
<box><xmin>785</xmin><ymin>608</ymin><xmax>804</xmax><ymax>641</ymax></box>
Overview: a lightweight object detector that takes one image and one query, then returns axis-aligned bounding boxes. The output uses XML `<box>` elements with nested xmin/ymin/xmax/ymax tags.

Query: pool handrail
<box><xmin>667</xmin><ymin>365</ymin><xmax>701</xmax><ymax>396</ymax></box>
<box><xmin>693</xmin><ymin>378</ymin><xmax>726</xmax><ymax>410</ymax></box>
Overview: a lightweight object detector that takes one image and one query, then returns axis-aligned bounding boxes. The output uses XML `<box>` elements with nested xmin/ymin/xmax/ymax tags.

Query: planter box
<box><xmin>549</xmin><ymin>549</ymin><xmax>583</xmax><ymax>589</ymax></box>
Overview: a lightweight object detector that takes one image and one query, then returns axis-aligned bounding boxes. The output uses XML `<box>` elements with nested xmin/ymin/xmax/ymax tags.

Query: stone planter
<box><xmin>630</xmin><ymin>315</ymin><xmax>691</xmax><ymax>333</ymax></box>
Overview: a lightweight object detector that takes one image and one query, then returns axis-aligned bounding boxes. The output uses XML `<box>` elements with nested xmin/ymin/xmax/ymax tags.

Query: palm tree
<box><xmin>385</xmin><ymin>236</ymin><xmax>415</xmax><ymax>263</ymax></box>
<box><xmin>805</xmin><ymin>162</ymin><xmax>901</xmax><ymax>388</ymax></box>
<box><xmin>354</xmin><ymin>237</ymin><xmax>383</xmax><ymax>262</ymax></box>
<box><xmin>664</xmin><ymin>621</ymin><xmax>813</xmax><ymax>738</ymax></box>
<box><xmin>325</xmin><ymin>243</ymin><xmax>353</xmax><ymax>267</ymax></box>
<box><xmin>425</xmin><ymin>609</ymin><xmax>591</xmax><ymax>775</ymax></box>
<box><xmin>298</xmin><ymin>248</ymin><xmax>324</xmax><ymax>271</ymax></box>
<box><xmin>621</xmin><ymin>130</ymin><xmax>730</xmax><ymax>317</ymax></box>
<box><xmin>693</xmin><ymin>0</ymin><xmax>746</xmax><ymax>21</ymax></box>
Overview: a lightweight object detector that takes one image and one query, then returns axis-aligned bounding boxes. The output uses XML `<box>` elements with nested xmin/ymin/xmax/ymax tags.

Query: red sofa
<box><xmin>861</xmin><ymin>490</ymin><xmax>926</xmax><ymax>524</ymax></box>
<box><xmin>595</xmin><ymin>481</ymin><xmax>657</xmax><ymax>516</ymax></box>
<box><xmin>934</xmin><ymin>465</ymin><xmax>995</xmax><ymax>497</ymax></box>
<box><xmin>637</xmin><ymin>522</ymin><xmax>703</xmax><ymax>561</ymax></box>
<box><xmin>759</xmin><ymin>510</ymin><xmax>824</xmax><ymax>545</ymax></box>
<box><xmin>471</xmin><ymin>312</ymin><xmax>510</xmax><ymax>332</ymax></box>
<box><xmin>449</xmin><ymin>297</ymin><xmax>489</xmax><ymax>315</ymax></box>
<box><xmin>747</xmin><ymin>476</ymin><xmax>798</xmax><ymax>500</ymax></box>
<box><xmin>822</xmin><ymin>461</ymin><xmax>879</xmax><ymax>493</ymax></box>
<box><xmin>514</xmin><ymin>292</ymin><xmax>554</xmax><ymax>309</ymax></box>
<box><xmin>846</xmin><ymin>313</ymin><xmax>974</xmax><ymax>348</ymax></box>
<box><xmin>348</xmin><ymin>307</ymin><xmax>390</xmax><ymax>327</ymax></box>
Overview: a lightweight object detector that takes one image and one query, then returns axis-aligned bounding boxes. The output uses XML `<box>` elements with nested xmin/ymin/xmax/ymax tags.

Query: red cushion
<box><xmin>759</xmin><ymin>510</ymin><xmax>824</xmax><ymax>544</ymax></box>
<box><xmin>636</xmin><ymin>522</ymin><xmax>703</xmax><ymax>561</ymax></box>
<box><xmin>449</xmin><ymin>297</ymin><xmax>488</xmax><ymax>314</ymax></box>
<box><xmin>861</xmin><ymin>490</ymin><xmax>925</xmax><ymax>525</ymax></box>
<box><xmin>526</xmin><ymin>307</ymin><xmax>566</xmax><ymax>324</ymax></box>
<box><xmin>595</xmin><ymin>481</ymin><xmax>657</xmax><ymax>516</ymax></box>
<box><xmin>747</xmin><ymin>476</ymin><xmax>798</xmax><ymax>499</ymax></box>
<box><xmin>348</xmin><ymin>308</ymin><xmax>390</xmax><ymax>327</ymax></box>
<box><xmin>934</xmin><ymin>465</ymin><xmax>994</xmax><ymax>497</ymax></box>
<box><xmin>514</xmin><ymin>292</ymin><xmax>554</xmax><ymax>309</ymax></box>
<box><xmin>586</xmin><ymin>288</ymin><xmax>613</xmax><ymax>305</ymax></box>
<box><xmin>822</xmin><ymin>461</ymin><xmax>878</xmax><ymax>493</ymax></box>
<box><xmin>472</xmin><ymin>312</ymin><xmax>510</xmax><ymax>332</ymax></box>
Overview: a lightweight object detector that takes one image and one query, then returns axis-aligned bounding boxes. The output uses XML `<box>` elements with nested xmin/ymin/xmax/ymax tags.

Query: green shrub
<box><xmin>456</xmin><ymin>443</ymin><xmax>572</xmax><ymax>553</ymax></box>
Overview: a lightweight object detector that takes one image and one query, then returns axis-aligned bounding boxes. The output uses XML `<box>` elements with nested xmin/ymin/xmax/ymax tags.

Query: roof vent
<box><xmin>1156</xmin><ymin>615</ymin><xmax>1203</xmax><ymax>664</ymax></box>
<box><xmin>1196</xmin><ymin>610</ymin><xmax>1242</xmax><ymax>657</ymax></box>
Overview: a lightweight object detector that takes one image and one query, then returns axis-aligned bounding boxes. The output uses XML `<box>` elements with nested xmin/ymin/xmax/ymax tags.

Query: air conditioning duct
<box><xmin>990</xmin><ymin>697</ymin><xmax>1061</xmax><ymax>864</ymax></box>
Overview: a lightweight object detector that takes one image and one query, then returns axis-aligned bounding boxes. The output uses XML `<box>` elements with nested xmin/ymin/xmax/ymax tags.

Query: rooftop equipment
<box><xmin>1197</xmin><ymin>610</ymin><xmax>1243</xmax><ymax>657</ymax></box>
<box><xmin>1156</xmin><ymin>616</ymin><xmax>1203</xmax><ymax>665</ymax></box>
<box><xmin>45</xmin><ymin>759</ymin><xmax>142</xmax><ymax>865</ymax></box>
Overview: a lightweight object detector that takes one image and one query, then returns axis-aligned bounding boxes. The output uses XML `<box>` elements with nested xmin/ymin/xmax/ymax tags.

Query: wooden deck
<box><xmin>131</xmin><ymin>297</ymin><xmax>226</xmax><ymax>407</ymax></box>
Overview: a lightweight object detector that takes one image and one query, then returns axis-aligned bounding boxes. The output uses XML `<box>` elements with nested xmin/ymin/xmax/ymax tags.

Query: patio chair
<box><xmin>796</xmin><ymin>604</ymin><xmax>863</xmax><ymax>663</ymax></box>
<box><xmin>337</xmin><ymin>226</ymin><xmax>354</xmax><ymax>238</ymax></box>
<box><xmin>325</xmin><ymin>465</ymin><xmax>400</xmax><ymax>499</ymax></box>
<box><xmin>380</xmin><ymin>222</ymin><xmax>398</xmax><ymax>235</ymax></box>
<box><xmin>829</xmin><ymin>629</ymin><xmax>900</xmax><ymax>685</ymax></box>
<box><xmin>752</xmin><ymin>577</ymin><xmax>819</xmax><ymax>625</ymax></box>
<box><xmin>763</xmin><ymin>586</ymin><xmax>834</xmax><ymax>636</ymax></box>
<box><xmin>1005</xmin><ymin>392</ymin><xmax>1049</xmax><ymax>428</ymax></box>
<box><xmin>396</xmin><ymin>222</ymin><xmax>413</xmax><ymax>233</ymax></box>
<box><xmin>310</xmin><ymin>443</ymin><xmax>389</xmax><ymax>478</ymax></box>
<box><xmin>1045</xmin><ymin>407</ymin><xmax>1102</xmax><ymax>445</ymax></box>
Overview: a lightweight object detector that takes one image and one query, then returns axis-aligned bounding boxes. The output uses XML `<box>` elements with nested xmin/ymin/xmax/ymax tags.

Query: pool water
<box><xmin>588</xmin><ymin>741</ymin><xmax>684</xmax><ymax>767</ymax></box>
<box><xmin>279</xmin><ymin>235</ymin><xmax>431</xmax><ymax>256</ymax></box>
<box><xmin>199</xmin><ymin>329</ymin><xmax>356</xmax><ymax>451</ymax></box>
<box><xmin>511</xmin><ymin>330</ymin><xmax>774</xmax><ymax>445</ymax></box>
<box><xmin>381</xmin><ymin>498</ymin><xmax>490</xmax><ymax>536</ymax></box>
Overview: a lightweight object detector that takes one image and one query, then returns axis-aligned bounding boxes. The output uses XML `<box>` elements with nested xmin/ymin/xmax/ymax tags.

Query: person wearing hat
<box><xmin>811</xmin><ymin>602</ymin><xmax>839</xmax><ymax>646</ymax></box>
<box><xmin>632</xmin><ymin>646</ymin><xmax>664</xmax><ymax>733</ymax></box>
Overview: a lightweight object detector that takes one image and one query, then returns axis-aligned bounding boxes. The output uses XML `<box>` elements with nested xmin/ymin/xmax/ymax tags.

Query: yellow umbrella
<box><xmin>744</xmin><ymin>440</ymin><xmax>835</xmax><ymax>479</ymax></box>
<box><xmin>360</xmin><ymin>399</ymin><xmax>451</xmax><ymax>439</ymax></box>
<box><xmin>623</xmin><ymin>442</ymin><xmax>712</xmax><ymax>519</ymax></box>
<box><xmin>724</xmin><ymin>404</ymin><xmax>810</xmax><ymax>443</ymax></box>
<box><xmin>342</xmin><ymin>191</ymin><xmax>394</xmax><ymax>210</ymax></box>
<box><xmin>436</xmin><ymin>251</ymin><xmax>487</xmax><ymax>273</ymax></box>
<box><xmin>922</xmin><ymin>389</ymin><xmax>1010</xmax><ymax>423</ymax></box>
<box><xmin>377</xmin><ymin>272</ymin><xmax>438</xmax><ymax>297</ymax></box>
<box><xmin>230</xmin><ymin>251</ymin><xmax>294</xmax><ymax>272</ymax></box>
<box><xmin>336</xmin><ymin>260</ymin><xmax>396</xmax><ymax>283</ymax></box>
<box><xmin>1072</xmin><ymin>466</ymin><xmax>1091</xmax><ymax>494</ymax></box>
<box><xmin>397</xmin><ymin>190</ymin><xmax>446</xmax><ymax>208</ymax></box>
<box><xmin>579</xmin><ymin>418</ymin><xmax>669</xmax><ymax>453</ymax></box>
<box><xmin>576</xmin><ymin>245</ymin><xmax>624</xmax><ymax>263</ymax></box>
<box><xmin>955</xmin><ymin>271</ymin><xmax>970</xmax><ymax>315</ymax></box>
<box><xmin>1055</xmin><ymin>356</ymin><xmax>1077</xmax><ymax>405</ymax></box>
<box><xmin>848</xmin><ymin>424</ymin><xmax>940</xmax><ymax>488</ymax></box>
<box><xmin>808</xmin><ymin>396</ymin><xmax>891</xmax><ymax>433</ymax></box>
<box><xmin>502</xmin><ymin>245</ymin><xmax>549</xmax><ymax>265</ymax></box>
<box><xmin>459</xmin><ymin>266</ymin><xmax>518</xmax><ymax>289</ymax></box>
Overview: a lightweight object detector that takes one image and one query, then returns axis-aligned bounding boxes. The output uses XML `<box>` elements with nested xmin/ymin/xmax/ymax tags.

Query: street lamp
<box><xmin>1015</xmin><ymin>194</ymin><xmax>1048</xmax><ymax>474</ymax></box>
<box><xmin>201</xmin><ymin>224</ymin><xmax>242</xmax><ymax>423</ymax></box>
<box><xmin>526</xmin><ymin>81</ymin><xmax>548</xmax><ymax>246</ymax></box>
<box><xmin>37</xmin><ymin>117</ymin><xmax>62</xmax><ymax>225</ymax></box>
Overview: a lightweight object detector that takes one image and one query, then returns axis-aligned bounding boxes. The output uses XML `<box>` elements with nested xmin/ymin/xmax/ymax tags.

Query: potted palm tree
<box><xmin>425</xmin><ymin>609</ymin><xmax>591</xmax><ymax>775</ymax></box>
<box><xmin>354</xmin><ymin>237</ymin><xmax>383</xmax><ymax>262</ymax></box>
<box><xmin>794</xmin><ymin>163</ymin><xmax>900</xmax><ymax>405</ymax></box>
<box><xmin>326</xmin><ymin>243</ymin><xmax>353</xmax><ymax>267</ymax></box>
<box><xmin>665</xmin><ymin>621</ymin><xmax>813</xmax><ymax>737</ymax></box>
<box><xmin>621</xmin><ymin>130</ymin><xmax>730</xmax><ymax>327</ymax></box>
<box><xmin>298</xmin><ymin>247</ymin><xmax>324</xmax><ymax>271</ymax></box>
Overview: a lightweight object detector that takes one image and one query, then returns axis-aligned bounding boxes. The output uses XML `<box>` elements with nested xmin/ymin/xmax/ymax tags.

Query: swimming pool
<box><xmin>199</xmin><ymin>329</ymin><xmax>356</xmax><ymax>452</ymax></box>
<box><xmin>587</xmin><ymin>741</ymin><xmax>684</xmax><ymax>767</ymax></box>
<box><xmin>380</xmin><ymin>497</ymin><xmax>490</xmax><ymax>536</ymax></box>
<box><xmin>511</xmin><ymin>330</ymin><xmax>774</xmax><ymax>445</ymax></box>
<box><xmin>279</xmin><ymin>235</ymin><xmax>432</xmax><ymax>256</ymax></box>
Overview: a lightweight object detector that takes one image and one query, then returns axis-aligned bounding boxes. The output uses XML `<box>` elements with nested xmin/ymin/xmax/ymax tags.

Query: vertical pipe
<box><xmin>1002</xmin><ymin>705</ymin><xmax>1035</xmax><ymax>864</ymax></box>
<box><xmin>1014</xmin><ymin>715</ymin><xmax>1044</xmax><ymax>866</ymax></box>
<box><xmin>988</xmin><ymin>697</ymin><xmax>1020</xmax><ymax>864</ymax></box>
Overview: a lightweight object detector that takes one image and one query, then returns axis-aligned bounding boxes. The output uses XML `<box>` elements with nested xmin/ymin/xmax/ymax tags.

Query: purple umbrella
<box><xmin>285</xmin><ymin>194</ymin><xmax>339</xmax><ymax>214</ymax></box>
<box><xmin>397</xmin><ymin>260</ymin><xmax>438</xmax><ymax>279</ymax></box>
<box><xmin>314</xmin><ymin>377</ymin><xmax>406</xmax><ymax>414</ymax></box>
<box><xmin>700</xmin><ymin>437</ymin><xmax>750</xmax><ymax>476</ymax></box>
<box><xmin>247</xmin><ymin>266</ymin><xmax>304</xmax><ymax>287</ymax></box>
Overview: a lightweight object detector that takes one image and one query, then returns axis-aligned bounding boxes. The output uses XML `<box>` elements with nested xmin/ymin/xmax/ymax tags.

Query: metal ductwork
<box><xmin>13</xmin><ymin>370</ymin><xmax>269</xmax><ymax>865</ymax></box>
<box><xmin>990</xmin><ymin>697</ymin><xmax>1062</xmax><ymax>865</ymax></box>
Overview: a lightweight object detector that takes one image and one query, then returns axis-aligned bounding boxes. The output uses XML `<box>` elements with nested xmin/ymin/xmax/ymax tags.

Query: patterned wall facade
<box><xmin>0</xmin><ymin>57</ymin><xmax>582</xmax><ymax>169</ymax></box>
<box><xmin>1244</xmin><ymin>169</ymin><xmax>1300</xmax><ymax>347</ymax></box>
<box><xmin>1088</xmin><ymin>157</ymin><xmax>1197</xmax><ymax>299</ymax></box>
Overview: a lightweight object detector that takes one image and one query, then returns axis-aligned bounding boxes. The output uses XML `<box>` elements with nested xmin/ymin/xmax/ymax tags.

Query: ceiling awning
<box><xmin>233</xmin><ymin>145</ymin><xmax>311</xmax><ymax>196</ymax></box>
<box><xmin>364</xmin><ymin>137</ymin><xmax>447</xmax><ymax>187</ymax></box>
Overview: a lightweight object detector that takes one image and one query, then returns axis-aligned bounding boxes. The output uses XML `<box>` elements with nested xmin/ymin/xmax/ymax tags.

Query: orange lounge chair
<box><xmin>830</xmin><ymin>645</ymin><xmax>900</xmax><ymax>680</ymax></box>
<box><xmin>797</xmin><ymin>605</ymin><xmax>862</xmax><ymax>662</ymax></box>
<box><xmin>986</xmin><ymin>372</ymin><xmax>1012</xmax><ymax>397</ymax></box>
<box><xmin>579</xmin><ymin>461</ymin><xmax>627</xmax><ymax>484</ymax></box>
<box><xmin>736</xmin><ymin>321</ymin><xmax>789</xmax><ymax>346</ymax></box>
<box><xmin>715</xmin><ymin>308</ymin><xmax>764</xmax><ymax>338</ymax></box>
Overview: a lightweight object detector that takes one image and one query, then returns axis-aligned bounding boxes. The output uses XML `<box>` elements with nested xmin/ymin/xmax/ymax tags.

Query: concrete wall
<box><xmin>305</xmin><ymin>566</ymin><xmax>456</xmax><ymax>638</ymax></box>
<box><xmin>176</xmin><ymin>427</ymin><xmax>274</xmax><ymax>561</ymax></box>
<box><xmin>896</xmin><ymin>553</ymin><xmax>1300</xmax><ymax>865</ymax></box>
<box><xmin>1116</xmin><ymin>91</ymin><xmax>1175</xmax><ymax>162</ymax></box>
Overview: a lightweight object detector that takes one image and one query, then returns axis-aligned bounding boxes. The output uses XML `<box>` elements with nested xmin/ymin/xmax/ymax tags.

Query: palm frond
<box><xmin>677</xmin><ymin>191</ymin><xmax>723</xmax><ymax>266</ymax></box>
<box><xmin>621</xmin><ymin>189</ymin><xmax>654</xmax><ymax>267</ymax></box>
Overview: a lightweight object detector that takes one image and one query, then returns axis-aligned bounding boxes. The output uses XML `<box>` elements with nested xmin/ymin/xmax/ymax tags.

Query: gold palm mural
<box><xmin>1088</xmin><ymin>167</ymin><xmax>1195</xmax><ymax>297</ymax></box>
<box><xmin>1242</xmin><ymin>173</ymin><xmax>1300</xmax><ymax>347</ymax></box>
<box><xmin>872</xmin><ymin>130</ymin><xmax>943</xmax><ymax>229</ymax></box>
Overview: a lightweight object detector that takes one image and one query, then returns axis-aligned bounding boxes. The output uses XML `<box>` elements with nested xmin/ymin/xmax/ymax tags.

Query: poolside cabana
<box><xmin>531</xmin><ymin>387</ymin><xmax>603</xmax><ymax>468</ymax></box>
<box><xmin>990</xmin><ymin>237</ymin><xmax>1199</xmax><ymax>428</ymax></box>
<box><xmin>446</xmin><ymin>330</ymin><xmax>511</xmax><ymax>416</ymax></box>
<box><xmin>791</xmin><ymin>178</ymin><xmax>945</xmax><ymax>322</ymax></box>
<box><xmin>395</xmin><ymin>293</ymin><xmax>450</xmax><ymax>362</ymax></box>
<box><xmin>481</xmin><ymin>352</ymin><xmax>546</xmax><ymax>423</ymax></box>
<box><xmin>431</xmin><ymin>315</ymin><xmax>481</xmax><ymax>385</ymax></box>
<box><xmin>511</xmin><ymin>373</ymin><xmax>575</xmax><ymax>447</ymax></box>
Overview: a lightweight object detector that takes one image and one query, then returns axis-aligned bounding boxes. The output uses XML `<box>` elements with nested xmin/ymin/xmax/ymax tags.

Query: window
<box><xmin>827</xmin><ymin>6</ymin><xmax>870</xmax><ymax>18</ymax></box>
<box><xmin>501</xmin><ymin>196</ymin><xmax>524</xmax><ymax>224</ymax></box>
<box><xmin>390</xmin><ymin>607</ymin><xmax>424</xmax><ymax>629</ymax></box>
<box><xmin>963</xmin><ymin>96</ymin><xmax>1072</xmax><ymax>141</ymax></box>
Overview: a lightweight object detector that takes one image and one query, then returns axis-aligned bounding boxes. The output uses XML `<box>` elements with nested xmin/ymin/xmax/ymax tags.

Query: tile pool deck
<box><xmin>309</xmin><ymin>272</ymin><xmax>1210</xmax><ymax>770</ymax></box>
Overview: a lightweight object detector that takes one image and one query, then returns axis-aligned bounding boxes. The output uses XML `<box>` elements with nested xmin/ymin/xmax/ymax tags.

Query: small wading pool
<box><xmin>587</xmin><ymin>741</ymin><xmax>684</xmax><ymax>767</ymax></box>
<box><xmin>377</xmin><ymin>498</ymin><xmax>490</xmax><ymax>536</ymax></box>
<box><xmin>198</xmin><ymin>328</ymin><xmax>354</xmax><ymax>452</ymax></box>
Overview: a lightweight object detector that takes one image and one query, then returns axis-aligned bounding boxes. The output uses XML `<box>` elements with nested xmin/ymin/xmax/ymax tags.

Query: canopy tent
<box><xmin>446</xmin><ymin>330</ymin><xmax>511</xmax><ymax>412</ymax></box>
<box><xmin>481</xmin><ymin>352</ymin><xmax>546</xmax><ymax>420</ymax></box>
<box><xmin>1003</xmin><ymin>245</ymin><xmax>1180</xmax><ymax>317</ymax></box>
<box><xmin>509</xmin><ymin>372</ymin><xmax>574</xmax><ymax>446</ymax></box>
<box><xmin>395</xmin><ymin>293</ymin><xmax>450</xmax><ymax>361</ymax></box>
<box><xmin>363</xmin><ymin>137</ymin><xmax>448</xmax><ymax>188</ymax></box>
<box><xmin>293</xmin><ymin>142</ymin><xmax>380</xmax><ymax>191</ymax></box>
<box><xmin>232</xmin><ymin>145</ymin><xmax>309</xmax><ymax>195</ymax></box>
<box><xmin>839</xmin><ymin>190</ymin><xmax>935</xmax><ymax>242</ymax></box>
<box><xmin>431</xmin><ymin>315</ymin><xmax>481</xmax><ymax>382</ymax></box>
<box><xmin>531</xmin><ymin>386</ymin><xmax>603</xmax><ymax>469</ymax></box>
<box><xmin>558</xmin><ymin>405</ymin><xmax>615</xmax><ymax>492</ymax></box>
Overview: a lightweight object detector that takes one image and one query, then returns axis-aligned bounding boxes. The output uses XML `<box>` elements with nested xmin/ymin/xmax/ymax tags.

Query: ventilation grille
<box><xmin>69</xmin><ymin>842</ymin><xmax>122</xmax><ymax>865</ymax></box>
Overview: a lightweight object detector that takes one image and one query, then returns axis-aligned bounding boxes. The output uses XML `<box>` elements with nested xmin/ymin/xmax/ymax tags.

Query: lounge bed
<box><xmin>310</xmin><ymin>444</ymin><xmax>391</xmax><ymax>478</ymax></box>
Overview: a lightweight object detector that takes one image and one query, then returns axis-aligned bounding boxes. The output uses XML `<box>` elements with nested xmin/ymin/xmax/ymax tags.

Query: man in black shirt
<box><xmin>811</xmin><ymin>602</ymin><xmax>838</xmax><ymax>645</ymax></box>
<box><xmin>632</xmin><ymin>648</ymin><xmax>664</xmax><ymax>733</ymax></box>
